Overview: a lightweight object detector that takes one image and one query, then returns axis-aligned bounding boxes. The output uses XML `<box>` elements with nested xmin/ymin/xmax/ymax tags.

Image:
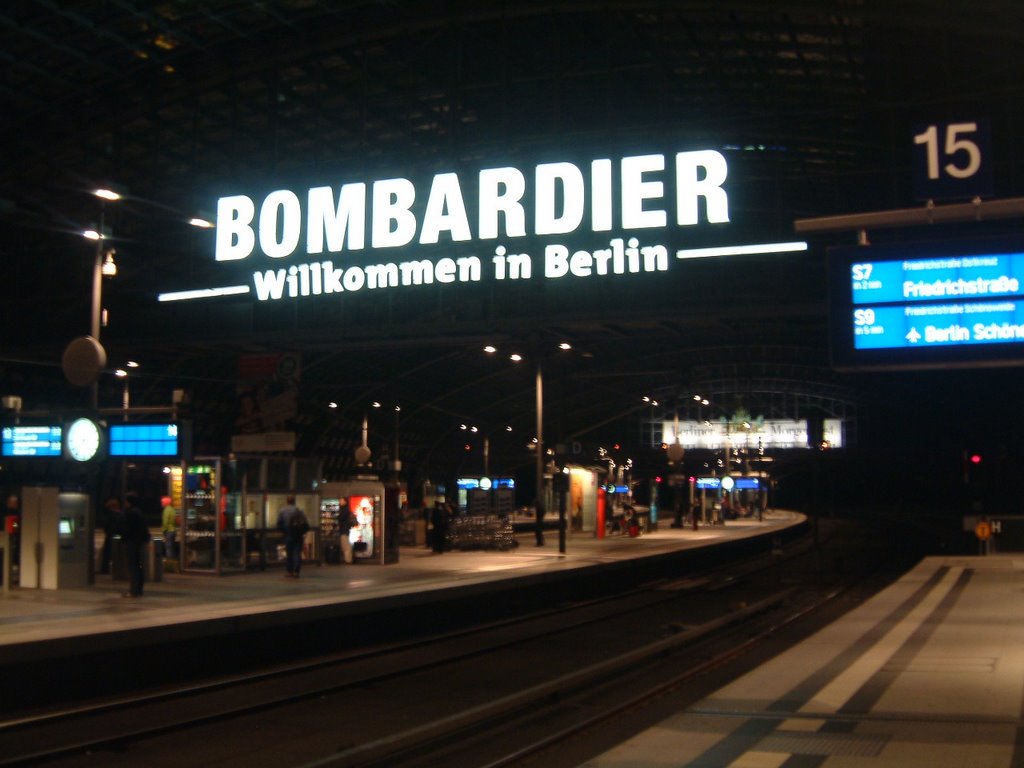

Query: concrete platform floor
<box><xmin>581</xmin><ymin>554</ymin><xmax>1024</xmax><ymax>768</ymax></box>
<box><xmin>0</xmin><ymin>511</ymin><xmax>800</xmax><ymax>655</ymax></box>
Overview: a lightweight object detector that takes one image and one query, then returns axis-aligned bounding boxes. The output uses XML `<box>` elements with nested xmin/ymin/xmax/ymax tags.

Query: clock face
<box><xmin>65</xmin><ymin>418</ymin><xmax>102</xmax><ymax>462</ymax></box>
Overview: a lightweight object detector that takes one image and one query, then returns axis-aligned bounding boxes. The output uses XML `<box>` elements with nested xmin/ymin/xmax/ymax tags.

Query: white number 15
<box><xmin>914</xmin><ymin>122</ymin><xmax>982</xmax><ymax>180</ymax></box>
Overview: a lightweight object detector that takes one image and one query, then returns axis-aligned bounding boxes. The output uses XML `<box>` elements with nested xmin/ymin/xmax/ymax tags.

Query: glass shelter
<box><xmin>177</xmin><ymin>455</ymin><xmax>322</xmax><ymax>575</ymax></box>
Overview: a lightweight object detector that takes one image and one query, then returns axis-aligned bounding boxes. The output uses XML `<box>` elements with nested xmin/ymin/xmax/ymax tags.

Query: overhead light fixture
<box><xmin>483</xmin><ymin>345</ymin><xmax>497</xmax><ymax>354</ymax></box>
<box><xmin>558</xmin><ymin>342</ymin><xmax>572</xmax><ymax>350</ymax></box>
<box><xmin>94</xmin><ymin>188</ymin><xmax>122</xmax><ymax>201</ymax></box>
<box><xmin>83</xmin><ymin>229</ymin><xmax>101</xmax><ymax>241</ymax></box>
<box><xmin>188</xmin><ymin>217</ymin><xmax>214</xmax><ymax>228</ymax></box>
<box><xmin>101</xmin><ymin>250</ymin><xmax>117</xmax><ymax>276</ymax></box>
<box><xmin>509</xmin><ymin>354</ymin><xmax>522</xmax><ymax>362</ymax></box>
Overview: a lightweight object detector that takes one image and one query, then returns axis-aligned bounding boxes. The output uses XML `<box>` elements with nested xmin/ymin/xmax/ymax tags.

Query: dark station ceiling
<box><xmin>2</xmin><ymin>1</ymin><xmax>1023</xmax><ymax>484</ymax></box>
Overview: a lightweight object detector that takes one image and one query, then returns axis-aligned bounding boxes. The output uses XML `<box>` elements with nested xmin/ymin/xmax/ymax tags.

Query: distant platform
<box><xmin>0</xmin><ymin>511</ymin><xmax>802</xmax><ymax>666</ymax></box>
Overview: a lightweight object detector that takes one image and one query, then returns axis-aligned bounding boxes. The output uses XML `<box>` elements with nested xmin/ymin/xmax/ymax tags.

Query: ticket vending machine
<box><xmin>19</xmin><ymin>486</ymin><xmax>90</xmax><ymax>589</ymax></box>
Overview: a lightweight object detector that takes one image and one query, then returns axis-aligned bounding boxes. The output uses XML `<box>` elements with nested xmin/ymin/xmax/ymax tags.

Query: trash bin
<box><xmin>111</xmin><ymin>537</ymin><xmax>128</xmax><ymax>580</ymax></box>
<box><xmin>324</xmin><ymin>542</ymin><xmax>341</xmax><ymax>564</ymax></box>
<box><xmin>111</xmin><ymin>538</ymin><xmax>162</xmax><ymax>582</ymax></box>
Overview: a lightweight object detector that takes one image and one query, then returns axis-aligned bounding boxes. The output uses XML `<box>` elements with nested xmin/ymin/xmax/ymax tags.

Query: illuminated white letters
<box><xmin>676</xmin><ymin>150</ymin><xmax>729</xmax><ymax>225</ymax></box>
<box><xmin>372</xmin><ymin>178</ymin><xmax>417</xmax><ymax>248</ymax></box>
<box><xmin>590</xmin><ymin>159</ymin><xmax>613</xmax><ymax>232</ymax></box>
<box><xmin>544</xmin><ymin>238</ymin><xmax>668</xmax><ymax>278</ymax></box>
<box><xmin>478</xmin><ymin>167</ymin><xmax>527</xmax><ymax>239</ymax></box>
<box><xmin>419</xmin><ymin>173</ymin><xmax>472</xmax><ymax>244</ymax></box>
<box><xmin>621</xmin><ymin>154</ymin><xmax>666</xmax><ymax>229</ymax></box>
<box><xmin>307</xmin><ymin>184</ymin><xmax>366</xmax><ymax>253</ymax></box>
<box><xmin>213</xmin><ymin>149</ymin><xmax>732</xmax><ymax>262</ymax></box>
<box><xmin>535</xmin><ymin>162</ymin><xmax>585</xmax><ymax>236</ymax></box>
<box><xmin>215</xmin><ymin>195</ymin><xmax>255</xmax><ymax>261</ymax></box>
<box><xmin>259</xmin><ymin>190</ymin><xmax>302</xmax><ymax>258</ymax></box>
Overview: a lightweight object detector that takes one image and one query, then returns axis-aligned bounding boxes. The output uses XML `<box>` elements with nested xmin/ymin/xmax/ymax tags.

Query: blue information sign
<box><xmin>829</xmin><ymin>236</ymin><xmax>1024</xmax><ymax>370</ymax></box>
<box><xmin>1</xmin><ymin>425</ymin><xmax>62</xmax><ymax>457</ymax></box>
<box><xmin>109</xmin><ymin>423</ymin><xmax>181</xmax><ymax>457</ymax></box>
<box><xmin>851</xmin><ymin>252</ymin><xmax>1024</xmax><ymax>306</ymax></box>
<box><xmin>853</xmin><ymin>300</ymin><xmax>1024</xmax><ymax>350</ymax></box>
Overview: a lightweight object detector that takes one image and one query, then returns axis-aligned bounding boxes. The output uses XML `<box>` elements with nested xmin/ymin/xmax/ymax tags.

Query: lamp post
<box><xmin>82</xmin><ymin>189</ymin><xmax>121</xmax><ymax>408</ymax></box>
<box><xmin>87</xmin><ymin>189</ymin><xmax>120</xmax><ymax>340</ymax></box>
<box><xmin>484</xmin><ymin>342</ymin><xmax>572</xmax><ymax>553</ymax></box>
<box><xmin>372</xmin><ymin>401</ymin><xmax>402</xmax><ymax>477</ymax></box>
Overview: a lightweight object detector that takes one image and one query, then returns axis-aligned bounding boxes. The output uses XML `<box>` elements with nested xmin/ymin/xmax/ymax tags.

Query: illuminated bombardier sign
<box><xmin>160</xmin><ymin>149</ymin><xmax>808</xmax><ymax>303</ymax></box>
<box><xmin>829</xmin><ymin>237</ymin><xmax>1024</xmax><ymax>369</ymax></box>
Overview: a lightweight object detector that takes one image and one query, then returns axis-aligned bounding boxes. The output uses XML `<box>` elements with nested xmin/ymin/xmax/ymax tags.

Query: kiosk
<box><xmin>19</xmin><ymin>486</ymin><xmax>90</xmax><ymax>589</ymax></box>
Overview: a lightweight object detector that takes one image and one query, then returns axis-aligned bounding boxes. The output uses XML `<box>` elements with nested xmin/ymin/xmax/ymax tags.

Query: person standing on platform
<box><xmin>161</xmin><ymin>496</ymin><xmax>178</xmax><ymax>560</ymax></box>
<box><xmin>339</xmin><ymin>498</ymin><xmax>354</xmax><ymax>564</ymax></box>
<box><xmin>430</xmin><ymin>502</ymin><xmax>447</xmax><ymax>554</ymax></box>
<box><xmin>276</xmin><ymin>495</ymin><xmax>309</xmax><ymax>577</ymax></box>
<box><xmin>98</xmin><ymin>497</ymin><xmax>121</xmax><ymax>575</ymax></box>
<box><xmin>121</xmin><ymin>492</ymin><xmax>150</xmax><ymax>598</ymax></box>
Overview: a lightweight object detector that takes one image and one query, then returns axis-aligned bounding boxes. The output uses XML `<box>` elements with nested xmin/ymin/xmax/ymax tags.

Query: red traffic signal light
<box><xmin>970</xmin><ymin>453</ymin><xmax>982</xmax><ymax>464</ymax></box>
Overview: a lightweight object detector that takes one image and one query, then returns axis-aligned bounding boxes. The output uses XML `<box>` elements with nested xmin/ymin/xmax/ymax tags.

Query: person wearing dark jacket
<box><xmin>121</xmin><ymin>492</ymin><xmax>150</xmax><ymax>598</ymax></box>
<box><xmin>276</xmin><ymin>495</ymin><xmax>309</xmax><ymax>577</ymax></box>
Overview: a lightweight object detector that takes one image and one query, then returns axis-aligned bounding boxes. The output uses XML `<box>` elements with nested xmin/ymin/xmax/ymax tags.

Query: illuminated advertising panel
<box><xmin>661</xmin><ymin>420</ymin><xmax>813</xmax><ymax>450</ymax></box>
<box><xmin>348</xmin><ymin>495</ymin><xmax>377</xmax><ymax>559</ymax></box>
<box><xmin>829</xmin><ymin>236</ymin><xmax>1024</xmax><ymax>370</ymax></box>
<box><xmin>1</xmin><ymin>425</ymin><xmax>62</xmax><ymax>457</ymax></box>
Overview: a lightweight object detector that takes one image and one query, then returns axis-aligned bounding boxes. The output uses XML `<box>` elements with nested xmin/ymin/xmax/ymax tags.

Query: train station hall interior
<box><xmin>1</xmin><ymin>3</ymin><xmax>1024</xmax><ymax>766</ymax></box>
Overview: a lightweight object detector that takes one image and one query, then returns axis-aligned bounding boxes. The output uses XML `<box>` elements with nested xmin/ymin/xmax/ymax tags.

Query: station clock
<box><xmin>63</xmin><ymin>417</ymin><xmax>105</xmax><ymax>462</ymax></box>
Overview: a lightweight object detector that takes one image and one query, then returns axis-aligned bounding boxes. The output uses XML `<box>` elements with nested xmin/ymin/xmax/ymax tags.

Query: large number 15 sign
<box><xmin>912</xmin><ymin>120</ymin><xmax>993</xmax><ymax>201</ymax></box>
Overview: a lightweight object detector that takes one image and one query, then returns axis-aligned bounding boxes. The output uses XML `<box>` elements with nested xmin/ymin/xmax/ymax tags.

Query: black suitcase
<box><xmin>324</xmin><ymin>542</ymin><xmax>341</xmax><ymax>564</ymax></box>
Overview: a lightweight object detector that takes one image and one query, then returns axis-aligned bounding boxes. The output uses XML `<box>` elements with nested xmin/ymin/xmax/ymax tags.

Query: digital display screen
<box><xmin>1</xmin><ymin>425</ymin><xmax>62</xmax><ymax>457</ymax></box>
<box><xmin>829</xmin><ymin>236</ymin><xmax>1024</xmax><ymax>370</ymax></box>
<box><xmin>734</xmin><ymin>477</ymin><xmax>761</xmax><ymax>490</ymax></box>
<box><xmin>695</xmin><ymin>477</ymin><xmax>721</xmax><ymax>490</ymax></box>
<box><xmin>109</xmin><ymin>423</ymin><xmax>185</xmax><ymax>457</ymax></box>
<box><xmin>457</xmin><ymin>477</ymin><xmax>514</xmax><ymax>489</ymax></box>
<box><xmin>58</xmin><ymin>518</ymin><xmax>74</xmax><ymax>536</ymax></box>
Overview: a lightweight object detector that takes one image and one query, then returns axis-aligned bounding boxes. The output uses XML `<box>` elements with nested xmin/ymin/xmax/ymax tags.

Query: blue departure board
<box><xmin>1</xmin><ymin>425</ymin><xmax>62</xmax><ymax>457</ymax></box>
<box><xmin>829</xmin><ymin>236</ymin><xmax>1024</xmax><ymax>370</ymax></box>
<box><xmin>109</xmin><ymin>423</ymin><xmax>181</xmax><ymax>457</ymax></box>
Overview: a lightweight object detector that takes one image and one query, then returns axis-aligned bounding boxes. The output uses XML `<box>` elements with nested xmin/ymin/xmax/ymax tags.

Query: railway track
<box><xmin>0</xmin><ymin>519</ymin><xmax>901</xmax><ymax>767</ymax></box>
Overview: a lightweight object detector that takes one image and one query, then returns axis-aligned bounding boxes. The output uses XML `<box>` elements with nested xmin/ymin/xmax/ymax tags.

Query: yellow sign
<box><xmin>975</xmin><ymin>521</ymin><xmax>992</xmax><ymax>541</ymax></box>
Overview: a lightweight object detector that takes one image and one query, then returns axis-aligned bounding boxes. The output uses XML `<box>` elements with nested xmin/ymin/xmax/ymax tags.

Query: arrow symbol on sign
<box><xmin>906</xmin><ymin>327</ymin><xmax>921</xmax><ymax>343</ymax></box>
